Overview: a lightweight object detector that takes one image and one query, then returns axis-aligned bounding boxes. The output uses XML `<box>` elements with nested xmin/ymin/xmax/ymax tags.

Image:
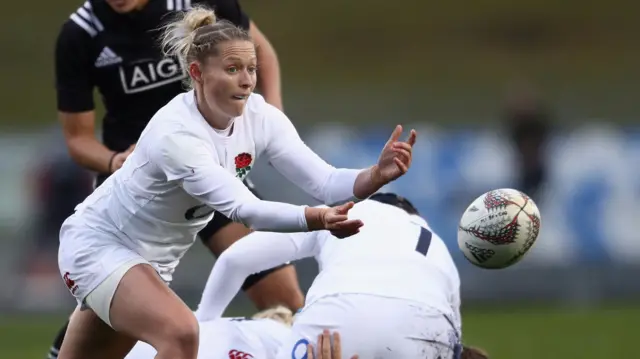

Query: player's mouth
<box><xmin>232</xmin><ymin>95</ymin><xmax>249</xmax><ymax>100</ymax></box>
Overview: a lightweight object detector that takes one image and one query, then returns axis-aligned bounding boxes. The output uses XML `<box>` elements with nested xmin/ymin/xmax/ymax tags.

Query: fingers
<box><xmin>307</xmin><ymin>343</ymin><xmax>315</xmax><ymax>359</ymax></box>
<box><xmin>387</xmin><ymin>124</ymin><xmax>403</xmax><ymax>143</ymax></box>
<box><xmin>324</xmin><ymin>213</ymin><xmax>349</xmax><ymax>225</ymax></box>
<box><xmin>330</xmin><ymin>219</ymin><xmax>363</xmax><ymax>230</ymax></box>
<box><xmin>332</xmin><ymin>332</ymin><xmax>342</xmax><ymax>358</ymax></box>
<box><xmin>392</xmin><ymin>147</ymin><xmax>411</xmax><ymax>163</ymax></box>
<box><xmin>392</xmin><ymin>142</ymin><xmax>412</xmax><ymax>152</ymax></box>
<box><xmin>394</xmin><ymin>157</ymin><xmax>409</xmax><ymax>174</ymax></box>
<box><xmin>407</xmin><ymin>129</ymin><xmax>417</xmax><ymax>146</ymax></box>
<box><xmin>321</xmin><ymin>330</ymin><xmax>331</xmax><ymax>359</ymax></box>
<box><xmin>330</xmin><ymin>221</ymin><xmax>363</xmax><ymax>238</ymax></box>
<box><xmin>334</xmin><ymin>201</ymin><xmax>355</xmax><ymax>215</ymax></box>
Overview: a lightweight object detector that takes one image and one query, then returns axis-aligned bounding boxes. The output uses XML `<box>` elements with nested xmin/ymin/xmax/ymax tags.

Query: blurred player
<box><xmin>124</xmin><ymin>307</ymin><xmax>359</xmax><ymax>359</ymax></box>
<box><xmin>56</xmin><ymin>5</ymin><xmax>416</xmax><ymax>359</ymax></box>
<box><xmin>50</xmin><ymin>0</ymin><xmax>290</xmax><ymax>358</ymax></box>
<box><xmin>124</xmin><ymin>306</ymin><xmax>293</xmax><ymax>359</ymax></box>
<box><xmin>196</xmin><ymin>193</ymin><xmax>463</xmax><ymax>359</ymax></box>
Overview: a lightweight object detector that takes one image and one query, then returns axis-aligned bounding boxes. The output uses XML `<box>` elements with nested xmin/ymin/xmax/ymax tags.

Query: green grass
<box><xmin>1</xmin><ymin>305</ymin><xmax>635</xmax><ymax>359</ymax></box>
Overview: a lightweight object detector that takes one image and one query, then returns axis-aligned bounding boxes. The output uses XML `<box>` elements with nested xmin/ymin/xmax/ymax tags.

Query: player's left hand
<box><xmin>307</xmin><ymin>330</ymin><xmax>359</xmax><ymax>359</ymax></box>
<box><xmin>375</xmin><ymin>125</ymin><xmax>417</xmax><ymax>183</ymax></box>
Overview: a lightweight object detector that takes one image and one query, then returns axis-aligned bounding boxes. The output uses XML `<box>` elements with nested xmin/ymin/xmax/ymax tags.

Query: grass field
<box><xmin>1</xmin><ymin>305</ymin><xmax>635</xmax><ymax>359</ymax></box>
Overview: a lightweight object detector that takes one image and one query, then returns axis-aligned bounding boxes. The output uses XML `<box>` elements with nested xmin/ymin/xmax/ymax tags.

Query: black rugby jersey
<box><xmin>55</xmin><ymin>0</ymin><xmax>250</xmax><ymax>154</ymax></box>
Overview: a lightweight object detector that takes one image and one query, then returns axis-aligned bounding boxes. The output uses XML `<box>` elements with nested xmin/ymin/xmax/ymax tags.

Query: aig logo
<box><xmin>118</xmin><ymin>57</ymin><xmax>187</xmax><ymax>94</ymax></box>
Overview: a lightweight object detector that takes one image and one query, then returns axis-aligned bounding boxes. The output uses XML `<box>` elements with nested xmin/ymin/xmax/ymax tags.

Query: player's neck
<box><xmin>194</xmin><ymin>93</ymin><xmax>233</xmax><ymax>131</ymax></box>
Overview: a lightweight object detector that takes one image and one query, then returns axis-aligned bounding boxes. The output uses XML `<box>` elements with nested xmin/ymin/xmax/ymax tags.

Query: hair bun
<box><xmin>183</xmin><ymin>6</ymin><xmax>217</xmax><ymax>32</ymax></box>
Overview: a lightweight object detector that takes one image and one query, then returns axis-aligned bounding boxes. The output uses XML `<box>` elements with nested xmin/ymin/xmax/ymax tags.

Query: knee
<box><xmin>156</xmin><ymin>316</ymin><xmax>199</xmax><ymax>358</ymax></box>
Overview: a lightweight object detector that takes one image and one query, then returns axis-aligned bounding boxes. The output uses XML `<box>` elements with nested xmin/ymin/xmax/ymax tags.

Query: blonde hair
<box><xmin>160</xmin><ymin>4</ymin><xmax>253</xmax><ymax>87</ymax></box>
<box><xmin>251</xmin><ymin>305</ymin><xmax>294</xmax><ymax>327</ymax></box>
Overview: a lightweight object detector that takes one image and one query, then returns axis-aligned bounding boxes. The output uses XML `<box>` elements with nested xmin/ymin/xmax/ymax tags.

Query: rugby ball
<box><xmin>458</xmin><ymin>188</ymin><xmax>541</xmax><ymax>269</ymax></box>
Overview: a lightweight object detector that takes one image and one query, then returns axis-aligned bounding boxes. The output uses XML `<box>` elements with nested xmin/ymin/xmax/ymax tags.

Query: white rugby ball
<box><xmin>458</xmin><ymin>188</ymin><xmax>541</xmax><ymax>269</ymax></box>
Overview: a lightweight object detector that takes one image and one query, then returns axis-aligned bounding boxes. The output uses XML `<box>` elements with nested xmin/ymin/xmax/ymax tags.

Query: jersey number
<box><xmin>415</xmin><ymin>226</ymin><xmax>433</xmax><ymax>256</ymax></box>
<box><xmin>184</xmin><ymin>204</ymin><xmax>215</xmax><ymax>220</ymax></box>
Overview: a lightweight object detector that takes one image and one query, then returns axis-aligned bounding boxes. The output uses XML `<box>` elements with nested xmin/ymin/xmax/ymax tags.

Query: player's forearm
<box><xmin>353</xmin><ymin>165</ymin><xmax>385</xmax><ymax>200</ymax></box>
<box><xmin>66</xmin><ymin>136</ymin><xmax>115</xmax><ymax>173</ymax></box>
<box><xmin>255</xmin><ymin>32</ymin><xmax>283</xmax><ymax>110</ymax></box>
<box><xmin>233</xmin><ymin>200</ymin><xmax>310</xmax><ymax>232</ymax></box>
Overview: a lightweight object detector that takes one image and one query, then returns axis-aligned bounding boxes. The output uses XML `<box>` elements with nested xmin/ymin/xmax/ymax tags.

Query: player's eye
<box><xmin>247</xmin><ymin>66</ymin><xmax>257</xmax><ymax>74</ymax></box>
<box><xmin>226</xmin><ymin>66</ymin><xmax>238</xmax><ymax>73</ymax></box>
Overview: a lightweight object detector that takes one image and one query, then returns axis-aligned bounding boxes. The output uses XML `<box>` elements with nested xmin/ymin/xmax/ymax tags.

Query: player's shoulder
<box><xmin>60</xmin><ymin>1</ymin><xmax>106</xmax><ymax>39</ymax></box>
<box><xmin>243</xmin><ymin>93</ymin><xmax>291</xmax><ymax>130</ymax></box>
<box><xmin>144</xmin><ymin>92</ymin><xmax>207</xmax><ymax>143</ymax></box>
<box><xmin>244</xmin><ymin>93</ymin><xmax>269</xmax><ymax>116</ymax></box>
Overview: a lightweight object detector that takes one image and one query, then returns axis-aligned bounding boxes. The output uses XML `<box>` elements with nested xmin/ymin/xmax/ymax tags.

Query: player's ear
<box><xmin>189</xmin><ymin>62</ymin><xmax>203</xmax><ymax>84</ymax></box>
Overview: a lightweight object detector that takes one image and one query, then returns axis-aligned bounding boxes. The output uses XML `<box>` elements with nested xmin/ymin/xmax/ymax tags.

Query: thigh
<box><xmin>198</xmin><ymin>215</ymin><xmax>248</xmax><ymax>256</ymax></box>
<box><xmin>58</xmin><ymin>219</ymin><xmax>144</xmax><ymax>306</ymax></box>
<box><xmin>244</xmin><ymin>264</ymin><xmax>304</xmax><ymax>311</ymax></box>
<box><xmin>109</xmin><ymin>263</ymin><xmax>198</xmax><ymax>349</ymax></box>
<box><xmin>58</xmin><ymin>306</ymin><xmax>137</xmax><ymax>359</ymax></box>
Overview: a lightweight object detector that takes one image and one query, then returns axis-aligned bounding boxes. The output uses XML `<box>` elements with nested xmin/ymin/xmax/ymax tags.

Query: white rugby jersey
<box><xmin>68</xmin><ymin>91</ymin><xmax>361</xmax><ymax>281</ymax></box>
<box><xmin>124</xmin><ymin>317</ymin><xmax>290</xmax><ymax>359</ymax></box>
<box><xmin>196</xmin><ymin>200</ymin><xmax>462</xmax><ymax>334</ymax></box>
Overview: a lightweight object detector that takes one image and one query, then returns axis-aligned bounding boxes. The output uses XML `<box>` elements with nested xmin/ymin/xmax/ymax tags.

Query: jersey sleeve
<box><xmin>195</xmin><ymin>229</ymin><xmax>320</xmax><ymax>321</ymax></box>
<box><xmin>260</xmin><ymin>103</ymin><xmax>363</xmax><ymax>205</ymax></box>
<box><xmin>149</xmin><ymin>130</ymin><xmax>309</xmax><ymax>232</ymax></box>
<box><xmin>196</xmin><ymin>0</ymin><xmax>250</xmax><ymax>30</ymax></box>
<box><xmin>54</xmin><ymin>21</ymin><xmax>95</xmax><ymax>113</ymax></box>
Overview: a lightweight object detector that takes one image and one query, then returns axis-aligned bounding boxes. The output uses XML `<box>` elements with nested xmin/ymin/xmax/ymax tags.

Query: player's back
<box><xmin>307</xmin><ymin>200</ymin><xmax>460</xmax><ymax>318</ymax></box>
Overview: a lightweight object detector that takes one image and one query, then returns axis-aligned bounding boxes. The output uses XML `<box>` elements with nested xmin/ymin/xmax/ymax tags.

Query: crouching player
<box><xmin>195</xmin><ymin>193</ymin><xmax>478</xmax><ymax>358</ymax></box>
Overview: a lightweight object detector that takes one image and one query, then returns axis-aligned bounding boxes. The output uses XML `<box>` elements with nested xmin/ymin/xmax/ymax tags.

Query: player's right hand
<box><xmin>110</xmin><ymin>144</ymin><xmax>136</xmax><ymax>173</ymax></box>
<box><xmin>307</xmin><ymin>330</ymin><xmax>359</xmax><ymax>359</ymax></box>
<box><xmin>321</xmin><ymin>202</ymin><xmax>363</xmax><ymax>238</ymax></box>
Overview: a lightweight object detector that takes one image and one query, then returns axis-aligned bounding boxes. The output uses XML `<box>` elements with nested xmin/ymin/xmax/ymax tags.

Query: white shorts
<box><xmin>58</xmin><ymin>216</ymin><xmax>148</xmax><ymax>327</ymax></box>
<box><xmin>278</xmin><ymin>294</ymin><xmax>459</xmax><ymax>359</ymax></box>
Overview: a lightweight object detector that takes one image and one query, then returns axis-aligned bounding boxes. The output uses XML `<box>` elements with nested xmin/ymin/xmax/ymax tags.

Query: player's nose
<box><xmin>238</xmin><ymin>70</ymin><xmax>254</xmax><ymax>89</ymax></box>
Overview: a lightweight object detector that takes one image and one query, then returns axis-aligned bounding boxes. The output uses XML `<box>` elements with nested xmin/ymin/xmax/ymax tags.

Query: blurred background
<box><xmin>1</xmin><ymin>0</ymin><xmax>639</xmax><ymax>358</ymax></box>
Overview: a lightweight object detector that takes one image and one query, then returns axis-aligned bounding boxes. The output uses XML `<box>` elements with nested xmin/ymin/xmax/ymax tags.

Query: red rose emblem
<box><xmin>63</xmin><ymin>272</ymin><xmax>78</xmax><ymax>294</ymax></box>
<box><xmin>234</xmin><ymin>153</ymin><xmax>253</xmax><ymax>179</ymax></box>
<box><xmin>235</xmin><ymin>153</ymin><xmax>252</xmax><ymax>169</ymax></box>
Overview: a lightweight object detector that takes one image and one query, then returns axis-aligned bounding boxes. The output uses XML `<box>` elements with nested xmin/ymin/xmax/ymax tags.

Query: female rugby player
<box><xmin>56</xmin><ymin>5</ymin><xmax>416</xmax><ymax>359</ymax></box>
<box><xmin>49</xmin><ymin>1</ymin><xmax>293</xmax><ymax>358</ymax></box>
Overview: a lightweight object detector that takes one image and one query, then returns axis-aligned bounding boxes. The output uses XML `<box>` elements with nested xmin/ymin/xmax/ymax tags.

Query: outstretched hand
<box><xmin>321</xmin><ymin>202</ymin><xmax>363</xmax><ymax>238</ymax></box>
<box><xmin>375</xmin><ymin>125</ymin><xmax>417</xmax><ymax>183</ymax></box>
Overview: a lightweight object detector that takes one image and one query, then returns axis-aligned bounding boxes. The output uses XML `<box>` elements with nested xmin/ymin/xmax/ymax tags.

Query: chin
<box><xmin>107</xmin><ymin>1</ymin><xmax>136</xmax><ymax>13</ymax></box>
<box><xmin>228</xmin><ymin>104</ymin><xmax>247</xmax><ymax>117</ymax></box>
